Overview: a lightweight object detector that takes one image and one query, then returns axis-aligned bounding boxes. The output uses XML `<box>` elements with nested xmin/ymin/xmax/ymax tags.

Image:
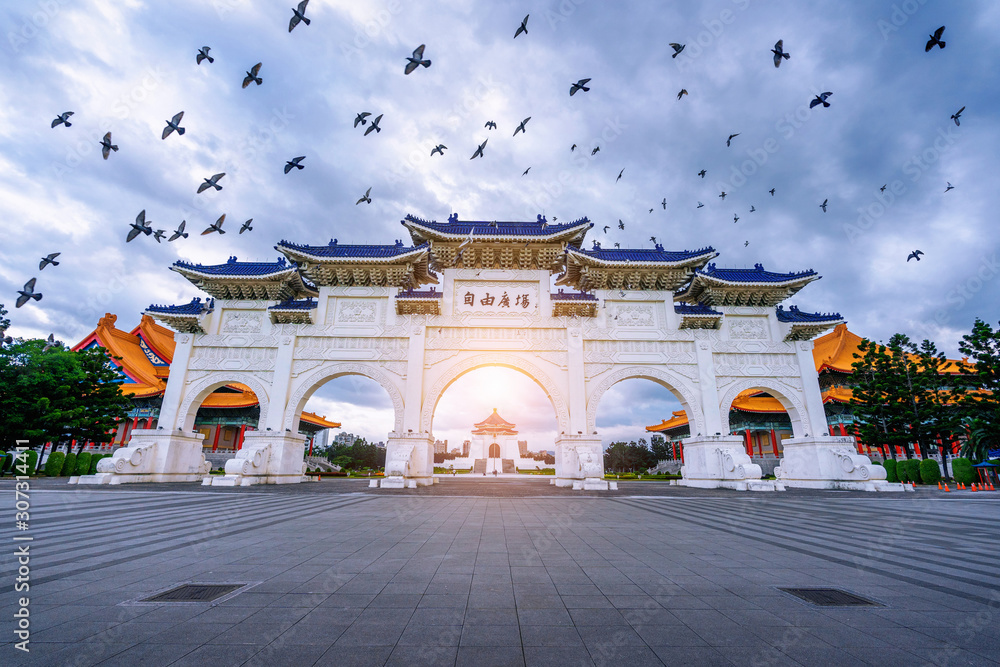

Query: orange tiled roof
<box><xmin>813</xmin><ymin>323</ymin><xmax>967</xmax><ymax>374</ymax></box>
<box><xmin>473</xmin><ymin>408</ymin><xmax>518</xmax><ymax>434</ymax></box>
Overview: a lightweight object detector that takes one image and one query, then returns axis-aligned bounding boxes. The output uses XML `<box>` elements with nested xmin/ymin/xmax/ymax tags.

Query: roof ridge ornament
<box><xmin>448</xmin><ymin>212</ymin><xmax>458</xmax><ymax>223</ymax></box>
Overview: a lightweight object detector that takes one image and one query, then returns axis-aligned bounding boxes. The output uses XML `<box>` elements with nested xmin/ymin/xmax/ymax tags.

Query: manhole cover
<box><xmin>142</xmin><ymin>584</ymin><xmax>245</xmax><ymax>603</ymax></box>
<box><xmin>780</xmin><ymin>588</ymin><xmax>880</xmax><ymax>607</ymax></box>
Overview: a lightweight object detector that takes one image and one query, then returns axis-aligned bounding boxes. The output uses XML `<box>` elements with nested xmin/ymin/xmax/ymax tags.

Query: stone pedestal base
<box><xmin>554</xmin><ymin>435</ymin><xmax>605</xmax><ymax>490</ymax></box>
<box><xmin>212</xmin><ymin>432</ymin><xmax>307</xmax><ymax>486</ymax></box>
<box><xmin>76</xmin><ymin>430</ymin><xmax>209</xmax><ymax>484</ymax></box>
<box><xmin>677</xmin><ymin>436</ymin><xmax>782</xmax><ymax>491</ymax></box>
<box><xmin>383</xmin><ymin>432</ymin><xmax>435</xmax><ymax>487</ymax></box>
<box><xmin>775</xmin><ymin>437</ymin><xmax>906</xmax><ymax>492</ymax></box>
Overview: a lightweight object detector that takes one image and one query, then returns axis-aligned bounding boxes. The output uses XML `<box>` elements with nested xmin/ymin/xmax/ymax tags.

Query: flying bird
<box><xmin>677</xmin><ymin>89</ymin><xmax>688</xmax><ymax>100</ymax></box>
<box><xmin>522</xmin><ymin>167</ymin><xmax>531</xmax><ymax>176</ymax></box>
<box><xmin>404</xmin><ymin>44</ymin><xmax>431</xmax><ymax>74</ymax></box>
<box><xmin>669</xmin><ymin>43</ymin><xmax>685</xmax><ymax>58</ymax></box>
<box><xmin>616</xmin><ymin>168</ymin><xmax>624</xmax><ymax>183</ymax></box>
<box><xmin>820</xmin><ymin>199</ymin><xmax>828</xmax><ymax>212</ymax></box>
<box><xmin>649</xmin><ymin>208</ymin><xmax>654</xmax><ymax>214</ymax></box>
<box><xmin>733</xmin><ymin>214</ymin><xmax>740</xmax><ymax>223</ymax></box>
<box><xmin>513</xmin><ymin>117</ymin><xmax>530</xmax><ymax>135</ymax></box>
<box><xmin>197</xmin><ymin>173</ymin><xmax>225</xmax><ymax>193</ymax></box>
<box><xmin>288</xmin><ymin>0</ymin><xmax>310</xmax><ymax>32</ymax></box>
<box><xmin>51</xmin><ymin>112</ymin><xmax>74</xmax><ymax>128</ymax></box>
<box><xmin>570</xmin><ymin>78</ymin><xmax>591</xmax><ymax>96</ymax></box>
<box><xmin>614</xmin><ymin>243</ymin><xmax>620</xmax><ymax>249</ymax></box>
<box><xmin>284</xmin><ymin>156</ymin><xmax>305</xmax><ymax>173</ymax></box>
<box><xmin>354</xmin><ymin>112</ymin><xmax>371</xmax><ymax>127</ymax></box>
<box><xmin>880</xmin><ymin>184</ymin><xmax>887</xmax><ymax>193</ymax></box>
<box><xmin>39</xmin><ymin>253</ymin><xmax>60</xmax><ymax>270</ymax></box>
<box><xmin>100</xmin><ymin>132</ymin><xmax>118</xmax><ymax>160</ymax></box>
<box><xmin>364</xmin><ymin>114</ymin><xmax>383</xmax><ymax>135</ymax></box>
<box><xmin>152</xmin><ymin>229</ymin><xmax>167</xmax><ymax>243</ymax></box>
<box><xmin>168</xmin><ymin>221</ymin><xmax>188</xmax><ymax>242</ymax></box>
<box><xmin>951</xmin><ymin>106</ymin><xmax>965</xmax><ymax>126</ymax></box>
<box><xmin>650</xmin><ymin>236</ymin><xmax>657</xmax><ymax>244</ymax></box>
<box><xmin>42</xmin><ymin>333</ymin><xmax>58</xmax><ymax>352</ymax></box>
<box><xmin>744</xmin><ymin>241</ymin><xmax>750</xmax><ymax>247</ymax></box>
<box><xmin>810</xmin><ymin>92</ymin><xmax>833</xmax><ymax>108</ymax></box>
<box><xmin>749</xmin><ymin>206</ymin><xmax>756</xmax><ymax>213</ymax></box>
<box><xmin>944</xmin><ymin>182</ymin><xmax>954</xmax><ymax>192</ymax></box>
<box><xmin>726</xmin><ymin>133</ymin><xmax>739</xmax><ymax>147</ymax></box>
<box><xmin>15</xmin><ymin>278</ymin><xmax>42</xmax><ymax>308</ymax></box>
<box><xmin>603</xmin><ymin>225</ymin><xmax>609</xmax><ymax>233</ymax></box>
<box><xmin>907</xmin><ymin>250</ymin><xmax>924</xmax><ymax>262</ymax></box>
<box><xmin>201</xmin><ymin>214</ymin><xmax>226</xmax><ymax>235</ymax></box>
<box><xmin>485</xmin><ymin>120</ymin><xmax>497</xmax><ymax>130</ymax></box>
<box><xmin>697</xmin><ymin>169</ymin><xmax>706</xmax><ymax>178</ymax></box>
<box><xmin>769</xmin><ymin>188</ymin><xmax>776</xmax><ymax>196</ymax></box>
<box><xmin>470</xmin><ymin>138</ymin><xmax>488</xmax><ymax>159</ymax></box>
<box><xmin>161</xmin><ymin>111</ymin><xmax>185</xmax><ymax>139</ymax></box>
<box><xmin>356</xmin><ymin>187</ymin><xmax>372</xmax><ymax>205</ymax></box>
<box><xmin>618</xmin><ymin>220</ymin><xmax>624</xmax><ymax>230</ymax></box>
<box><xmin>697</xmin><ymin>202</ymin><xmax>704</xmax><ymax>208</ymax></box>
<box><xmin>719</xmin><ymin>191</ymin><xmax>727</xmax><ymax>200</ymax></box>
<box><xmin>514</xmin><ymin>14</ymin><xmax>529</xmax><ymax>38</ymax></box>
<box><xmin>591</xmin><ymin>146</ymin><xmax>600</xmax><ymax>156</ymax></box>
<box><xmin>925</xmin><ymin>26</ymin><xmax>946</xmax><ymax>51</ymax></box>
<box><xmin>431</xmin><ymin>144</ymin><xmax>447</xmax><ymax>156</ymax></box>
<box><xmin>240</xmin><ymin>219</ymin><xmax>253</xmax><ymax>234</ymax></box>
<box><xmin>126</xmin><ymin>210</ymin><xmax>153</xmax><ymax>242</ymax></box>
<box><xmin>242</xmin><ymin>63</ymin><xmax>262</xmax><ymax>88</ymax></box>
<box><xmin>662</xmin><ymin>199</ymin><xmax>667</xmax><ymax>210</ymax></box>
<box><xmin>772</xmin><ymin>39</ymin><xmax>790</xmax><ymax>67</ymax></box>
<box><xmin>570</xmin><ymin>144</ymin><xmax>577</xmax><ymax>151</ymax></box>
<box><xmin>196</xmin><ymin>46</ymin><xmax>213</xmax><ymax>65</ymax></box>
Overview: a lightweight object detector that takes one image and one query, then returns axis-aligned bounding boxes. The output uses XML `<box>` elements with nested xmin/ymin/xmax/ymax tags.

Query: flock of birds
<box><xmin>8</xmin><ymin>8</ymin><xmax>966</xmax><ymax>357</ymax></box>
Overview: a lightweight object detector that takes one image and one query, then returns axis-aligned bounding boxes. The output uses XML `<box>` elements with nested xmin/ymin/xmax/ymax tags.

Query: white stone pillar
<box><xmin>677</xmin><ymin>435</ymin><xmax>780</xmax><ymax>491</ymax></box>
<box><xmin>795</xmin><ymin>341</ymin><xmax>826</xmax><ymax>437</ymax></box>
<box><xmin>263</xmin><ymin>333</ymin><xmax>297</xmax><ymax>431</ymax></box>
<box><xmin>553</xmin><ymin>435</ymin><xmax>609</xmax><ymax>489</ymax></box>
<box><xmin>694</xmin><ymin>339</ymin><xmax>724</xmax><ymax>436</ymax></box>
<box><xmin>213</xmin><ymin>431</ymin><xmax>307</xmax><ymax>486</ymax></box>
<box><xmin>156</xmin><ymin>333</ymin><xmax>195</xmax><ymax>431</ymax></box>
<box><xmin>76</xmin><ymin>430</ymin><xmax>209</xmax><ymax>485</ymax></box>
<box><xmin>775</xmin><ymin>436</ymin><xmax>908</xmax><ymax>492</ymax></box>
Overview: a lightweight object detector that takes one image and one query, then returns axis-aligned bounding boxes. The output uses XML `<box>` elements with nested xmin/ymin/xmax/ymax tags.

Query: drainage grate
<box><xmin>780</xmin><ymin>588</ymin><xmax>880</xmax><ymax>607</ymax></box>
<box><xmin>142</xmin><ymin>584</ymin><xmax>245</xmax><ymax>603</ymax></box>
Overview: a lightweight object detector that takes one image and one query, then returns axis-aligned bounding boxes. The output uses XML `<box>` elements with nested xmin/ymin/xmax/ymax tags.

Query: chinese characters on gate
<box><xmin>463</xmin><ymin>291</ymin><xmax>530</xmax><ymax>309</ymax></box>
<box><xmin>454</xmin><ymin>282</ymin><xmax>538</xmax><ymax>315</ymax></box>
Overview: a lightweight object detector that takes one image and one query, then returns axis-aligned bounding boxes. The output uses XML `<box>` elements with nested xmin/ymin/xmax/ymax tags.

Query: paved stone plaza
<box><xmin>2</xmin><ymin>478</ymin><xmax>998</xmax><ymax>666</ymax></box>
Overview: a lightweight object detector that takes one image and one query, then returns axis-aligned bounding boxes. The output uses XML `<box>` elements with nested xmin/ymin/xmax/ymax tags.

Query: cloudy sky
<box><xmin>2</xmin><ymin>0</ymin><xmax>997</xmax><ymax>448</ymax></box>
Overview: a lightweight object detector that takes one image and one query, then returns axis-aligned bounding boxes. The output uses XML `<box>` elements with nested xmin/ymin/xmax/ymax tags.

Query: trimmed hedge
<box><xmin>22</xmin><ymin>450</ymin><xmax>39</xmax><ymax>475</ymax></box>
<box><xmin>952</xmin><ymin>457</ymin><xmax>975</xmax><ymax>485</ymax></box>
<box><xmin>61</xmin><ymin>452</ymin><xmax>77</xmax><ymax>477</ymax></box>
<box><xmin>919</xmin><ymin>458</ymin><xmax>941</xmax><ymax>485</ymax></box>
<box><xmin>75</xmin><ymin>452</ymin><xmax>92</xmax><ymax>476</ymax></box>
<box><xmin>903</xmin><ymin>459</ymin><xmax>922</xmax><ymax>484</ymax></box>
<box><xmin>0</xmin><ymin>452</ymin><xmax>13</xmax><ymax>475</ymax></box>
<box><xmin>883</xmin><ymin>459</ymin><xmax>898</xmax><ymax>483</ymax></box>
<box><xmin>89</xmin><ymin>454</ymin><xmax>104</xmax><ymax>474</ymax></box>
<box><xmin>45</xmin><ymin>452</ymin><xmax>66</xmax><ymax>477</ymax></box>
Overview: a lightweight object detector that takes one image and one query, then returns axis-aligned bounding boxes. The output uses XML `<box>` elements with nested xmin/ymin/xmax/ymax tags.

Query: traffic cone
<box><xmin>990</xmin><ymin>483</ymin><xmax>995</xmax><ymax>491</ymax></box>
<box><xmin>943</xmin><ymin>484</ymin><xmax>950</xmax><ymax>492</ymax></box>
<box><xmin>971</xmin><ymin>484</ymin><xmax>978</xmax><ymax>492</ymax></box>
<box><xmin>938</xmin><ymin>482</ymin><xmax>942</xmax><ymax>490</ymax></box>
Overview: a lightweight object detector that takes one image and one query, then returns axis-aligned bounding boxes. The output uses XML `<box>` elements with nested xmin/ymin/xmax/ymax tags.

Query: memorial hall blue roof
<box><xmin>402</xmin><ymin>213</ymin><xmax>591</xmax><ymax>237</ymax></box>
<box><xmin>172</xmin><ymin>256</ymin><xmax>297</xmax><ymax>276</ymax></box>
<box><xmin>267</xmin><ymin>298</ymin><xmax>318</xmax><ymax>311</ymax></box>
<box><xmin>696</xmin><ymin>263</ymin><xmax>818</xmax><ymax>283</ymax></box>
<box><xmin>570</xmin><ymin>243</ymin><xmax>717</xmax><ymax>264</ymax></box>
<box><xmin>775</xmin><ymin>305</ymin><xmax>843</xmax><ymax>323</ymax></box>
<box><xmin>550</xmin><ymin>290</ymin><xmax>598</xmax><ymax>301</ymax></box>
<box><xmin>675</xmin><ymin>302</ymin><xmax>723</xmax><ymax>316</ymax></box>
<box><xmin>396</xmin><ymin>288</ymin><xmax>443</xmax><ymax>299</ymax></box>
<box><xmin>146</xmin><ymin>297</ymin><xmax>214</xmax><ymax>315</ymax></box>
<box><xmin>276</xmin><ymin>239</ymin><xmax>429</xmax><ymax>258</ymax></box>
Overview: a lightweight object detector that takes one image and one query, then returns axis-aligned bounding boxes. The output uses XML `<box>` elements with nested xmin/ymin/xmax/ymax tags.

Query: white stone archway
<box><xmin>585</xmin><ymin>366</ymin><xmax>706</xmax><ymax>437</ymax></box>
<box><xmin>718</xmin><ymin>378</ymin><xmax>811</xmax><ymax>438</ymax></box>
<box><xmin>283</xmin><ymin>363</ymin><xmax>406</xmax><ymax>434</ymax></box>
<box><xmin>177</xmin><ymin>373</ymin><xmax>273</xmax><ymax>433</ymax></box>
<box><xmin>420</xmin><ymin>352</ymin><xmax>571</xmax><ymax>435</ymax></box>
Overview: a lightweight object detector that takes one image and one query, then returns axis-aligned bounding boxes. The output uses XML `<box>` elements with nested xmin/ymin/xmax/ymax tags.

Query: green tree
<box><xmin>0</xmin><ymin>319</ymin><xmax>133</xmax><ymax>452</ymax></box>
<box><xmin>958</xmin><ymin>319</ymin><xmax>1000</xmax><ymax>460</ymax></box>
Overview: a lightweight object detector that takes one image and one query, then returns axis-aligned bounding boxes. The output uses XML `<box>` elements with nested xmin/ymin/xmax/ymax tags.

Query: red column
<box><xmin>672</xmin><ymin>441</ymin><xmax>677</xmax><ymax>461</ymax></box>
<box><xmin>678</xmin><ymin>442</ymin><xmax>684</xmax><ymax>464</ymax></box>
<box><xmin>308</xmin><ymin>436</ymin><xmax>314</xmax><ymax>457</ymax></box>
<box><xmin>838</xmin><ymin>423</ymin><xmax>847</xmax><ymax>437</ymax></box>
<box><xmin>828</xmin><ymin>424</ymin><xmax>835</xmax><ymax>436</ymax></box>
<box><xmin>756</xmin><ymin>433</ymin><xmax>763</xmax><ymax>458</ymax></box>
<box><xmin>129</xmin><ymin>417</ymin><xmax>139</xmax><ymax>441</ymax></box>
<box><xmin>237</xmin><ymin>424</ymin><xmax>246</xmax><ymax>451</ymax></box>
<box><xmin>211</xmin><ymin>425</ymin><xmax>221</xmax><ymax>452</ymax></box>
<box><xmin>744</xmin><ymin>429</ymin><xmax>752</xmax><ymax>457</ymax></box>
<box><xmin>145</xmin><ymin>417</ymin><xmax>154</xmax><ymax>429</ymax></box>
<box><xmin>770</xmin><ymin>429</ymin><xmax>779</xmax><ymax>457</ymax></box>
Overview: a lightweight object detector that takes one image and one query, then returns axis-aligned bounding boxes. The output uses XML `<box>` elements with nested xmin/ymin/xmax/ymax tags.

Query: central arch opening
<box><xmin>432</xmin><ymin>367</ymin><xmax>557</xmax><ymax>475</ymax></box>
<box><xmin>594</xmin><ymin>378</ymin><xmax>685</xmax><ymax>474</ymax></box>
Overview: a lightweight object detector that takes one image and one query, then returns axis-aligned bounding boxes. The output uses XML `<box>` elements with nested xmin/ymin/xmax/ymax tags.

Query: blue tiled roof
<box><xmin>675</xmin><ymin>303</ymin><xmax>722</xmax><ymax>316</ymax></box>
<box><xmin>396</xmin><ymin>288</ymin><xmax>443</xmax><ymax>299</ymax></box>
<box><xmin>550</xmin><ymin>290</ymin><xmax>598</xmax><ymax>301</ymax></box>
<box><xmin>268</xmin><ymin>298</ymin><xmax>318</xmax><ymax>311</ymax></box>
<box><xmin>173</xmin><ymin>256</ymin><xmax>295</xmax><ymax>276</ymax></box>
<box><xmin>570</xmin><ymin>243</ymin><xmax>716</xmax><ymax>263</ymax></box>
<box><xmin>146</xmin><ymin>297</ymin><xmax>214</xmax><ymax>315</ymax></box>
<box><xmin>403</xmin><ymin>213</ymin><xmax>591</xmax><ymax>237</ymax></box>
<box><xmin>698</xmin><ymin>263</ymin><xmax>818</xmax><ymax>283</ymax></box>
<box><xmin>277</xmin><ymin>239</ymin><xmax>429</xmax><ymax>258</ymax></box>
<box><xmin>775</xmin><ymin>305</ymin><xmax>842</xmax><ymax>323</ymax></box>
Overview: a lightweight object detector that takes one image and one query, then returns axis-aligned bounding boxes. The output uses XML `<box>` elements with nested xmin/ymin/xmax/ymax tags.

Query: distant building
<box><xmin>518</xmin><ymin>440</ymin><xmax>528</xmax><ymax>457</ymax></box>
<box><xmin>434</xmin><ymin>439</ymin><xmax>448</xmax><ymax>454</ymax></box>
<box><xmin>462</xmin><ymin>440</ymin><xmax>470</xmax><ymax>456</ymax></box>
<box><xmin>334</xmin><ymin>432</ymin><xmax>359</xmax><ymax>446</ymax></box>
